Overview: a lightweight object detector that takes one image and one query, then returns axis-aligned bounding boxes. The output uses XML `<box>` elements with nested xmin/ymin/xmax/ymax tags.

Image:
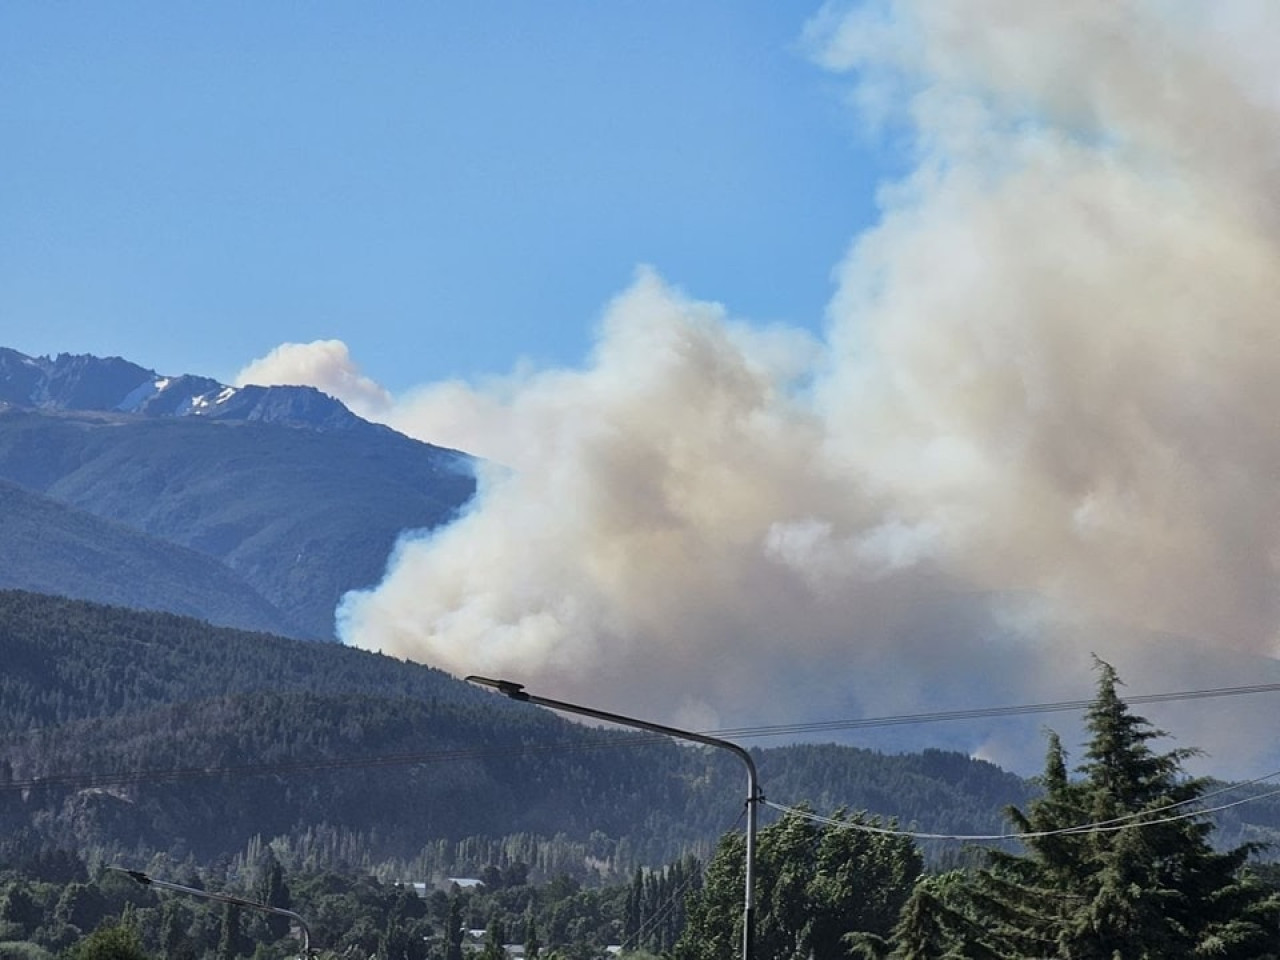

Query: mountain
<box><xmin>0</xmin><ymin>348</ymin><xmax>475</xmax><ymax>639</ymax></box>
<box><xmin>0</xmin><ymin>347</ymin><xmax>373</xmax><ymax>432</ymax></box>
<box><xmin>0</xmin><ymin>590</ymin><xmax>1042</xmax><ymax>875</ymax></box>
<box><xmin>0</xmin><ymin>478</ymin><xmax>298</xmax><ymax>636</ymax></box>
<box><xmin>3</xmin><ymin>592</ymin><xmax>1276</xmax><ymax>878</ymax></box>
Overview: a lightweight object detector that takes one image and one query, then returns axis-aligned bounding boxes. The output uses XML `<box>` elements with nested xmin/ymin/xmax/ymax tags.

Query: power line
<box><xmin>617</xmin><ymin>813</ymin><xmax>734</xmax><ymax>955</ymax></box>
<box><xmin>3</xmin><ymin>679</ymin><xmax>1278</xmax><ymax>794</ymax></box>
<box><xmin>764</xmin><ymin>774</ymin><xmax>1280</xmax><ymax>843</ymax></box>
<box><xmin>704</xmin><ymin>680</ymin><xmax>1280</xmax><ymax>740</ymax></box>
<box><xmin>620</xmin><ymin>864</ymin><xmax>703</xmax><ymax>955</ymax></box>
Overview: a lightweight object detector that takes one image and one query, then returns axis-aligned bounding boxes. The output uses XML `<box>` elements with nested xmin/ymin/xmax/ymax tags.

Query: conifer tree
<box><xmin>160</xmin><ymin>900</ymin><xmax>197</xmax><ymax>960</ymax></box>
<box><xmin>958</xmin><ymin>658</ymin><xmax>1280</xmax><ymax>959</ymax></box>
<box><xmin>624</xmin><ymin>867</ymin><xmax>644</xmax><ymax>946</ymax></box>
<box><xmin>879</xmin><ymin>876</ymin><xmax>973</xmax><ymax>960</ymax></box>
<box><xmin>217</xmin><ymin>903</ymin><xmax>245</xmax><ymax>960</ymax></box>
<box><xmin>255</xmin><ymin>850</ymin><xmax>291</xmax><ymax>942</ymax></box>
<box><xmin>523</xmin><ymin>913</ymin><xmax>540</xmax><ymax>960</ymax></box>
<box><xmin>445</xmin><ymin>893</ymin><xmax>465</xmax><ymax>960</ymax></box>
<box><xmin>481</xmin><ymin>914</ymin><xmax>506</xmax><ymax>960</ymax></box>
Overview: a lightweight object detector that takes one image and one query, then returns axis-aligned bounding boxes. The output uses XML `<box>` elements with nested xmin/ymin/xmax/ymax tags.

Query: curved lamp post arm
<box><xmin>466</xmin><ymin>675</ymin><xmax>760</xmax><ymax>960</ymax></box>
<box><xmin>113</xmin><ymin>868</ymin><xmax>313</xmax><ymax>958</ymax></box>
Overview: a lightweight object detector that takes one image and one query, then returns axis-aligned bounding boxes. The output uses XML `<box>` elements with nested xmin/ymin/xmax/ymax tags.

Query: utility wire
<box><xmin>617</xmin><ymin>812</ymin><xmax>733</xmax><ymax>956</ymax></box>
<box><xmin>705</xmin><ymin>680</ymin><xmax>1280</xmax><ymax>740</ymax></box>
<box><xmin>3</xmin><ymin>679</ymin><xmax>1278</xmax><ymax>794</ymax></box>
<box><xmin>764</xmin><ymin>774</ymin><xmax>1280</xmax><ymax>843</ymax></box>
<box><xmin>620</xmin><ymin>864</ymin><xmax>703</xmax><ymax>955</ymax></box>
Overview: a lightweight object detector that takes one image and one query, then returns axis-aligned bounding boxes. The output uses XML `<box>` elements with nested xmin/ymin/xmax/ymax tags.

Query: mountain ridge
<box><xmin>0</xmin><ymin>346</ymin><xmax>476</xmax><ymax>639</ymax></box>
<box><xmin>0</xmin><ymin>347</ymin><xmax>381</xmax><ymax>434</ymax></box>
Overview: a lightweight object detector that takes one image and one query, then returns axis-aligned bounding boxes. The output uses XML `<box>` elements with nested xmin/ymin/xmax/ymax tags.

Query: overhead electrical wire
<box><xmin>703</xmin><ymin>680</ymin><xmax>1280</xmax><ymax>740</ymax></box>
<box><xmin>619</xmin><ymin>861</ymin><xmax>705</xmax><ymax>954</ymax></box>
<box><xmin>2</xmin><ymin>679</ymin><xmax>1277</xmax><ymax>796</ymax></box>
<box><xmin>617</xmin><ymin>806</ymin><xmax>742</xmax><ymax>955</ymax></box>
<box><xmin>764</xmin><ymin>775</ymin><xmax>1280</xmax><ymax>843</ymax></box>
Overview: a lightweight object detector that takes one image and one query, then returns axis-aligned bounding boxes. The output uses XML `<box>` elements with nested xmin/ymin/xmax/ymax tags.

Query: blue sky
<box><xmin>8</xmin><ymin>1</ymin><xmax>1280</xmax><ymax>773</ymax></box>
<box><xmin>1</xmin><ymin>2</ymin><xmax>892</xmax><ymax>393</ymax></box>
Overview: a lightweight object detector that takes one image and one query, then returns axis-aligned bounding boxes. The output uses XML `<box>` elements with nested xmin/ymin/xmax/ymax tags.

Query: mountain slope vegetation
<box><xmin>0</xmin><ymin>591</ymin><xmax>1041</xmax><ymax>876</ymax></box>
<box><xmin>0</xmin><ymin>406</ymin><xmax>473</xmax><ymax>639</ymax></box>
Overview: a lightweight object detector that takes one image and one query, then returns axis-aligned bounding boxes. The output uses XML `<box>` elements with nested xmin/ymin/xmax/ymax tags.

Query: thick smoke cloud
<box><xmin>236</xmin><ymin>339</ymin><xmax>393</xmax><ymax>418</ymax></box>
<box><xmin>285</xmin><ymin>1</ymin><xmax>1280</xmax><ymax>772</ymax></box>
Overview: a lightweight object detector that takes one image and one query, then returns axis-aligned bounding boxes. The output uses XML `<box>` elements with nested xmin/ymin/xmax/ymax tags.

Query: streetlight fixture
<box><xmin>112</xmin><ymin>868</ymin><xmax>314</xmax><ymax>958</ymax></box>
<box><xmin>466</xmin><ymin>675</ymin><xmax>761</xmax><ymax>960</ymax></box>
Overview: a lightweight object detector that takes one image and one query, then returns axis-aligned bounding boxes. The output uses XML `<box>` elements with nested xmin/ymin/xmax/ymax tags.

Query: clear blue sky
<box><xmin>1</xmin><ymin>2</ymin><xmax>892</xmax><ymax>393</ymax></box>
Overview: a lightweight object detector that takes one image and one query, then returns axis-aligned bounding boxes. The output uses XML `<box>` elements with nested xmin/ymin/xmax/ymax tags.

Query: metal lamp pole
<box><xmin>466</xmin><ymin>675</ymin><xmax>760</xmax><ymax>960</ymax></box>
<box><xmin>113</xmin><ymin>868</ymin><xmax>314</xmax><ymax>958</ymax></box>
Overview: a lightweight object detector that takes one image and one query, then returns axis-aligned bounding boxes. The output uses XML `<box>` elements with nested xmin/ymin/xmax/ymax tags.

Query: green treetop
<box><xmin>932</xmin><ymin>658</ymin><xmax>1280</xmax><ymax>960</ymax></box>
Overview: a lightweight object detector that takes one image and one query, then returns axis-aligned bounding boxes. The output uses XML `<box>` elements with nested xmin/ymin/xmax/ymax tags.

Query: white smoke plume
<box><xmin>315</xmin><ymin>1</ymin><xmax>1280</xmax><ymax>773</ymax></box>
<box><xmin>235</xmin><ymin>339</ymin><xmax>394</xmax><ymax>419</ymax></box>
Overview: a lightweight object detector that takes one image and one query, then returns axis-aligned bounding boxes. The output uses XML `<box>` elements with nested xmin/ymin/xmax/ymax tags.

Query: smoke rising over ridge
<box><xmin>242</xmin><ymin>1</ymin><xmax>1280</xmax><ymax>771</ymax></box>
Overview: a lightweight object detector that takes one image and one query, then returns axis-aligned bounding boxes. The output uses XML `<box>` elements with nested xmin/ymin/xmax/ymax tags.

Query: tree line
<box><xmin>5</xmin><ymin>659</ymin><xmax>1279</xmax><ymax>959</ymax></box>
<box><xmin>0</xmin><ymin>846</ymin><xmax>692</xmax><ymax>960</ymax></box>
<box><xmin>675</xmin><ymin>660</ymin><xmax>1280</xmax><ymax>959</ymax></box>
<box><xmin>0</xmin><ymin>590</ymin><xmax>1052</xmax><ymax>873</ymax></box>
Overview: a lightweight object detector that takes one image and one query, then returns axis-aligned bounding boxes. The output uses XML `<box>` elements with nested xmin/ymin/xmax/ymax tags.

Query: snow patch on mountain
<box><xmin>0</xmin><ymin>348</ymin><xmax>381</xmax><ymax>435</ymax></box>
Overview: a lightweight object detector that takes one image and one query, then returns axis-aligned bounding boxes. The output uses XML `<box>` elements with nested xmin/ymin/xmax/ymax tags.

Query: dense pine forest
<box><xmin>4</xmin><ymin>591</ymin><xmax>1280</xmax><ymax>957</ymax></box>
<box><xmin>0</xmin><ymin>590</ymin><xmax>1042</xmax><ymax>874</ymax></box>
<box><xmin>3</xmin><ymin>660</ymin><xmax>1279</xmax><ymax>959</ymax></box>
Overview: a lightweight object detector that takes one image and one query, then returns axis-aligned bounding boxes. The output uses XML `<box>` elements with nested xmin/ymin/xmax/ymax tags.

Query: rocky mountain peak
<box><xmin>0</xmin><ymin>347</ymin><xmax>376</xmax><ymax>434</ymax></box>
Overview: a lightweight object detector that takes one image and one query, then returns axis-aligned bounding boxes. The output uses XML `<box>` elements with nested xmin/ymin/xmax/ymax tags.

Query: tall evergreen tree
<box><xmin>217</xmin><ymin>903</ymin><xmax>248</xmax><ymax>960</ymax></box>
<box><xmin>952</xmin><ymin>658</ymin><xmax>1280</xmax><ymax>959</ymax></box>
<box><xmin>481</xmin><ymin>914</ymin><xmax>506</xmax><ymax>960</ymax></box>
<box><xmin>523</xmin><ymin>913</ymin><xmax>541</xmax><ymax>960</ymax></box>
<box><xmin>444</xmin><ymin>893</ymin><xmax>465</xmax><ymax>960</ymax></box>
<box><xmin>624</xmin><ymin>868</ymin><xmax>644</xmax><ymax>946</ymax></box>
<box><xmin>254</xmin><ymin>850</ymin><xmax>291</xmax><ymax>942</ymax></box>
<box><xmin>160</xmin><ymin>899</ymin><xmax>197</xmax><ymax>960</ymax></box>
<box><xmin>875</xmin><ymin>873</ymin><xmax>1005</xmax><ymax>960</ymax></box>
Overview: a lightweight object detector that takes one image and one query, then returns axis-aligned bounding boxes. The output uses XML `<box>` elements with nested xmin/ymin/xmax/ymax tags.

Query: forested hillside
<box><xmin>0</xmin><ymin>589</ymin><xmax>474</xmax><ymax>730</ymax></box>
<box><xmin>3</xmin><ymin>659</ymin><xmax>1279</xmax><ymax>960</ymax></box>
<box><xmin>0</xmin><ymin>591</ymin><xmax>1045</xmax><ymax>879</ymax></box>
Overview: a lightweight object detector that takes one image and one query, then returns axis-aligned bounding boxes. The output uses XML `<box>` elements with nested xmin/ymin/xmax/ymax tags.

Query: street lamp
<box><xmin>466</xmin><ymin>675</ymin><xmax>760</xmax><ymax>960</ymax></box>
<box><xmin>113</xmin><ymin>868</ymin><xmax>314</xmax><ymax>958</ymax></box>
